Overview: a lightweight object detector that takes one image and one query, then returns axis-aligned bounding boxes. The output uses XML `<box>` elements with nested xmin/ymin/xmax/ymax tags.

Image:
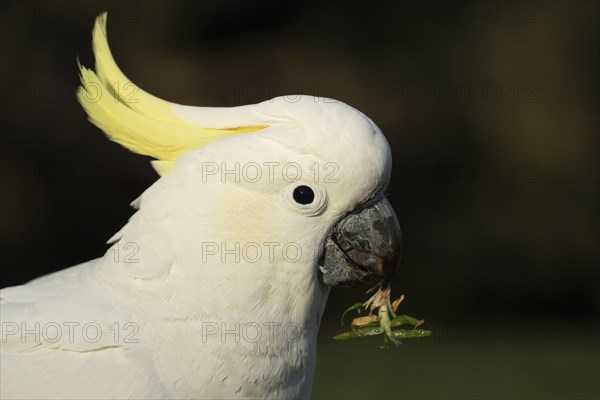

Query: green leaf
<box><xmin>333</xmin><ymin>314</ymin><xmax>431</xmax><ymax>342</ymax></box>
<box><xmin>332</xmin><ymin>325</ymin><xmax>384</xmax><ymax>340</ymax></box>
<box><xmin>390</xmin><ymin>315</ymin><xmax>424</xmax><ymax>328</ymax></box>
<box><xmin>389</xmin><ymin>329</ymin><xmax>432</xmax><ymax>339</ymax></box>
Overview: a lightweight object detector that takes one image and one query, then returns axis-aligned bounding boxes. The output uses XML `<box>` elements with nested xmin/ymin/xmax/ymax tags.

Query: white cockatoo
<box><xmin>0</xmin><ymin>13</ymin><xmax>401</xmax><ymax>399</ymax></box>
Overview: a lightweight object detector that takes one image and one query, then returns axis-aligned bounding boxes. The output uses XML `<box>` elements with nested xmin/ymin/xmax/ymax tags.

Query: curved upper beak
<box><xmin>318</xmin><ymin>194</ymin><xmax>401</xmax><ymax>288</ymax></box>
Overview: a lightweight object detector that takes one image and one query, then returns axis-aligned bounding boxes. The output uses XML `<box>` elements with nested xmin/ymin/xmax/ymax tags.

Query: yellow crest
<box><xmin>77</xmin><ymin>13</ymin><xmax>267</xmax><ymax>175</ymax></box>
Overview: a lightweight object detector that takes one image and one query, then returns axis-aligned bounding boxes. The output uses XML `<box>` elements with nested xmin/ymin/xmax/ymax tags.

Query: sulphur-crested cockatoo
<box><xmin>0</xmin><ymin>13</ymin><xmax>401</xmax><ymax>399</ymax></box>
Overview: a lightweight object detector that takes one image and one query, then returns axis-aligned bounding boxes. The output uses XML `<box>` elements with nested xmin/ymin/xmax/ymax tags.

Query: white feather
<box><xmin>1</xmin><ymin>95</ymin><xmax>391</xmax><ymax>399</ymax></box>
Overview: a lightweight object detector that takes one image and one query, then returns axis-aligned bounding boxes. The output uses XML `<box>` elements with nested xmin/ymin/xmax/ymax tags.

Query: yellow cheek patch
<box><xmin>213</xmin><ymin>189</ymin><xmax>271</xmax><ymax>243</ymax></box>
<box><xmin>77</xmin><ymin>13</ymin><xmax>267</xmax><ymax>176</ymax></box>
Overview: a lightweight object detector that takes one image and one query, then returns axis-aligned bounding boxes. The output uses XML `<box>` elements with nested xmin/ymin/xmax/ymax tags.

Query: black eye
<box><xmin>293</xmin><ymin>185</ymin><xmax>315</xmax><ymax>205</ymax></box>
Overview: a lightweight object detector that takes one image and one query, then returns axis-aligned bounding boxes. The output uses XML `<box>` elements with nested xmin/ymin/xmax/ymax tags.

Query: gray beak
<box><xmin>318</xmin><ymin>194</ymin><xmax>401</xmax><ymax>288</ymax></box>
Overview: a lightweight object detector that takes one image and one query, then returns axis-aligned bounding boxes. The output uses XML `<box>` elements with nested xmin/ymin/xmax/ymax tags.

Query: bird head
<box><xmin>78</xmin><ymin>14</ymin><xmax>401</xmax><ymax>301</ymax></box>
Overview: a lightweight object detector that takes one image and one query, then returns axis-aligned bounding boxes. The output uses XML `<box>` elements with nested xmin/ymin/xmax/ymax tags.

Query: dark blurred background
<box><xmin>1</xmin><ymin>1</ymin><xmax>598</xmax><ymax>399</ymax></box>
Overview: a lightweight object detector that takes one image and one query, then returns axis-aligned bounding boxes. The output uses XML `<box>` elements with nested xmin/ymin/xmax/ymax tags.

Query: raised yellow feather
<box><xmin>77</xmin><ymin>13</ymin><xmax>267</xmax><ymax>175</ymax></box>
